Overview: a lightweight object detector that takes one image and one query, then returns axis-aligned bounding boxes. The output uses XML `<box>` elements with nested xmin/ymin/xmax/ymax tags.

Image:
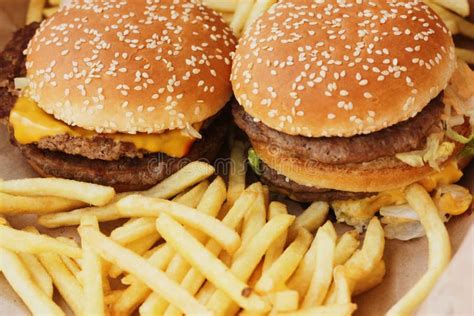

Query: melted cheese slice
<box><xmin>9</xmin><ymin>97</ymin><xmax>201</xmax><ymax>158</ymax></box>
<box><xmin>332</xmin><ymin>161</ymin><xmax>464</xmax><ymax>227</ymax></box>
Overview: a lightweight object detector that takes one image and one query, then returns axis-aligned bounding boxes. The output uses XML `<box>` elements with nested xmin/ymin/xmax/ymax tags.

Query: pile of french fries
<box><xmin>0</xmin><ymin>141</ymin><xmax>453</xmax><ymax>315</ymax></box>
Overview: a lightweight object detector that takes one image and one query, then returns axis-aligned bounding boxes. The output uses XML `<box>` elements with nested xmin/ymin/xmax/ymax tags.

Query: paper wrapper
<box><xmin>0</xmin><ymin>2</ymin><xmax>472</xmax><ymax>315</ymax></box>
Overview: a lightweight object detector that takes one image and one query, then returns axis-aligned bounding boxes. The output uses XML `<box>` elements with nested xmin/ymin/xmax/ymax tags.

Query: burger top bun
<box><xmin>231</xmin><ymin>0</ymin><xmax>456</xmax><ymax>138</ymax></box>
<box><xmin>25</xmin><ymin>0</ymin><xmax>236</xmax><ymax>134</ymax></box>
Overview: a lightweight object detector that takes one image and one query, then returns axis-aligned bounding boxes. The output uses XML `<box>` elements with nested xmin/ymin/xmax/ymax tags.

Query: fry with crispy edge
<box><xmin>387</xmin><ymin>184</ymin><xmax>451</xmax><ymax>315</ymax></box>
<box><xmin>79</xmin><ymin>225</ymin><xmax>211</xmax><ymax>315</ymax></box>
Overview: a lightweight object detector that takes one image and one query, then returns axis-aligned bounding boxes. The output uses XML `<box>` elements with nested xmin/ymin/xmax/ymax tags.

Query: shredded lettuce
<box><xmin>446</xmin><ymin>128</ymin><xmax>474</xmax><ymax>144</ymax></box>
<box><xmin>248</xmin><ymin>148</ymin><xmax>263</xmax><ymax>176</ymax></box>
<box><xmin>446</xmin><ymin>128</ymin><xmax>474</xmax><ymax>158</ymax></box>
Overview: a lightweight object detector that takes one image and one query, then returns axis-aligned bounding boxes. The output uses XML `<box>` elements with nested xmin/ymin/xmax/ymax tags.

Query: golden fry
<box><xmin>0</xmin><ymin>192</ymin><xmax>85</xmax><ymax>214</ymax></box>
<box><xmin>0</xmin><ymin>247</ymin><xmax>64</xmax><ymax>316</ymax></box>
<box><xmin>0</xmin><ymin>225</ymin><xmax>82</xmax><ymax>258</ymax></box>
<box><xmin>156</xmin><ymin>214</ymin><xmax>270</xmax><ymax>313</ymax></box>
<box><xmin>387</xmin><ymin>184</ymin><xmax>451</xmax><ymax>315</ymax></box>
<box><xmin>0</xmin><ymin>178</ymin><xmax>115</xmax><ymax>206</ymax></box>
<box><xmin>80</xmin><ymin>226</ymin><xmax>211</xmax><ymax>315</ymax></box>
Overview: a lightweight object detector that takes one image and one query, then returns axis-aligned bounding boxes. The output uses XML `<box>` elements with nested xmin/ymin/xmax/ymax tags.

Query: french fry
<box><xmin>38</xmin><ymin>252</ymin><xmax>84</xmax><ymax>315</ymax></box>
<box><xmin>144</xmin><ymin>161</ymin><xmax>215</xmax><ymax>199</ymax></box>
<box><xmin>43</xmin><ymin>6</ymin><xmax>59</xmax><ymax>18</ymax></box>
<box><xmin>17</xmin><ymin>251</ymin><xmax>53</xmax><ymax>298</ymax></box>
<box><xmin>0</xmin><ymin>247</ymin><xmax>64</xmax><ymax>316</ymax></box>
<box><xmin>287</xmin><ymin>228</ymin><xmax>319</xmax><ymax>298</ymax></box>
<box><xmin>26</xmin><ymin>0</ymin><xmax>47</xmax><ymax>24</ymax></box>
<box><xmin>276</xmin><ymin>304</ymin><xmax>357</xmax><ymax>316</ymax></box>
<box><xmin>206</xmin><ymin>214</ymin><xmax>295</xmax><ymax>314</ymax></box>
<box><xmin>325</xmin><ymin>218</ymin><xmax>385</xmax><ymax>304</ymax></box>
<box><xmin>113</xmin><ymin>244</ymin><xmax>175</xmax><ymax>316</ymax></box>
<box><xmin>301</xmin><ymin>222</ymin><xmax>337</xmax><ymax>307</ymax></box>
<box><xmin>230</xmin><ymin>0</ymin><xmax>255</xmax><ymax>35</ymax></box>
<box><xmin>118</xmin><ymin>195</ymin><xmax>240</xmax><ymax>254</ymax></box>
<box><xmin>0</xmin><ymin>225</ymin><xmax>82</xmax><ymax>258</ymax></box>
<box><xmin>268</xmin><ymin>290</ymin><xmax>299</xmax><ymax>312</ymax></box>
<box><xmin>59</xmin><ymin>254</ymin><xmax>82</xmax><ymax>283</ymax></box>
<box><xmin>110</xmin><ymin>217</ymin><xmax>157</xmax><ymax>245</ymax></box>
<box><xmin>80</xmin><ymin>215</ymin><xmax>105</xmax><ymax>316</ymax></box>
<box><xmin>0</xmin><ymin>192</ymin><xmax>85</xmax><ymax>214</ymax></box>
<box><xmin>240</xmin><ymin>182</ymin><xmax>266</xmax><ymax>250</ymax></box>
<box><xmin>333</xmin><ymin>266</ymin><xmax>351</xmax><ymax>304</ymax></box>
<box><xmin>288</xmin><ymin>201</ymin><xmax>329</xmax><ymax>241</ymax></box>
<box><xmin>427</xmin><ymin>2</ymin><xmax>474</xmax><ymax>38</ymax></box>
<box><xmin>38</xmin><ymin>193</ymin><xmax>129</xmax><ymax>228</ymax></box>
<box><xmin>433</xmin><ymin>0</ymin><xmax>470</xmax><ymax>17</ymax></box>
<box><xmin>227</xmin><ymin>140</ymin><xmax>247</xmax><ymax>206</ymax></box>
<box><xmin>353</xmin><ymin>260</ymin><xmax>386</xmax><ymax>296</ymax></box>
<box><xmin>221</xmin><ymin>12</ymin><xmax>235</xmax><ymax>24</ymax></box>
<box><xmin>262</xmin><ymin>202</ymin><xmax>288</xmax><ymax>272</ymax></box>
<box><xmin>39</xmin><ymin>162</ymin><xmax>214</xmax><ymax>228</ymax></box>
<box><xmin>156</xmin><ymin>214</ymin><xmax>270</xmax><ymax>313</ymax></box>
<box><xmin>172</xmin><ymin>180</ymin><xmax>209</xmax><ymax>204</ymax></box>
<box><xmin>256</xmin><ymin>229</ymin><xmax>312</xmax><ymax>293</ymax></box>
<box><xmin>0</xmin><ymin>178</ymin><xmax>115</xmax><ymax>206</ymax></box>
<box><xmin>334</xmin><ymin>230</ymin><xmax>360</xmax><ymax>266</ymax></box>
<box><xmin>245</xmin><ymin>0</ymin><xmax>276</xmax><ymax>28</ymax></box>
<box><xmin>139</xmin><ymin>177</ymin><xmax>226</xmax><ymax>315</ymax></box>
<box><xmin>203</xmin><ymin>0</ymin><xmax>237</xmax><ymax>12</ymax></box>
<box><xmin>163</xmin><ymin>186</ymin><xmax>258</xmax><ymax>316</ymax></box>
<box><xmin>387</xmin><ymin>184</ymin><xmax>451</xmax><ymax>315</ymax></box>
<box><xmin>49</xmin><ymin>0</ymin><xmax>61</xmax><ymax>6</ymax></box>
<box><xmin>456</xmin><ymin>48</ymin><xmax>474</xmax><ymax>65</ymax></box>
<box><xmin>79</xmin><ymin>226</ymin><xmax>211</xmax><ymax>316</ymax></box>
<box><xmin>197</xmin><ymin>281</ymin><xmax>216</xmax><ymax>305</ymax></box>
<box><xmin>104</xmin><ymin>290</ymin><xmax>124</xmax><ymax>306</ymax></box>
<box><xmin>108</xmin><ymin>232</ymin><xmax>160</xmax><ymax>278</ymax></box>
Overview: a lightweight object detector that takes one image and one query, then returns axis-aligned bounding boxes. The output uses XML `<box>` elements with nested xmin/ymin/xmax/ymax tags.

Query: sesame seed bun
<box><xmin>231</xmin><ymin>0</ymin><xmax>456</xmax><ymax>138</ymax></box>
<box><xmin>25</xmin><ymin>0</ymin><xmax>236</xmax><ymax>134</ymax></box>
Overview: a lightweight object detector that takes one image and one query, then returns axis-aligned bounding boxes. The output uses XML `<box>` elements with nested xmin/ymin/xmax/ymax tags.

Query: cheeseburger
<box><xmin>0</xmin><ymin>0</ymin><xmax>236</xmax><ymax>191</ymax></box>
<box><xmin>231</xmin><ymin>0</ymin><xmax>473</xmax><ymax>225</ymax></box>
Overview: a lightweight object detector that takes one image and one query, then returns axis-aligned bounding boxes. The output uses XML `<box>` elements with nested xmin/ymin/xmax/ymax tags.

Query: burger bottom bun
<box><xmin>251</xmin><ymin>136</ymin><xmax>467</xmax><ymax>193</ymax></box>
<box><xmin>17</xmin><ymin>114</ymin><xmax>229</xmax><ymax>192</ymax></box>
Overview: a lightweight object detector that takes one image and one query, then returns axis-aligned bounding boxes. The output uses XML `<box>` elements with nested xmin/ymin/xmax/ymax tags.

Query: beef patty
<box><xmin>233</xmin><ymin>97</ymin><xmax>445</xmax><ymax>165</ymax></box>
<box><xmin>0</xmin><ymin>23</ymin><xmax>39</xmax><ymax>119</ymax></box>
<box><xmin>16</xmin><ymin>112</ymin><xmax>229</xmax><ymax>192</ymax></box>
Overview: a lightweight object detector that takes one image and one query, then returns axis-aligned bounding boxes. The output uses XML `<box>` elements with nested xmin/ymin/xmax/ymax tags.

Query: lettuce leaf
<box><xmin>248</xmin><ymin>148</ymin><xmax>263</xmax><ymax>176</ymax></box>
<box><xmin>445</xmin><ymin>127</ymin><xmax>474</xmax><ymax>144</ymax></box>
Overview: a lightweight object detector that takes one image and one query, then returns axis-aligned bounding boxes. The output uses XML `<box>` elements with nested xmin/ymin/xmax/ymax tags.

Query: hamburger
<box><xmin>0</xmin><ymin>0</ymin><xmax>236</xmax><ymax>191</ymax></box>
<box><xmin>231</xmin><ymin>0</ymin><xmax>474</xmax><ymax>226</ymax></box>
